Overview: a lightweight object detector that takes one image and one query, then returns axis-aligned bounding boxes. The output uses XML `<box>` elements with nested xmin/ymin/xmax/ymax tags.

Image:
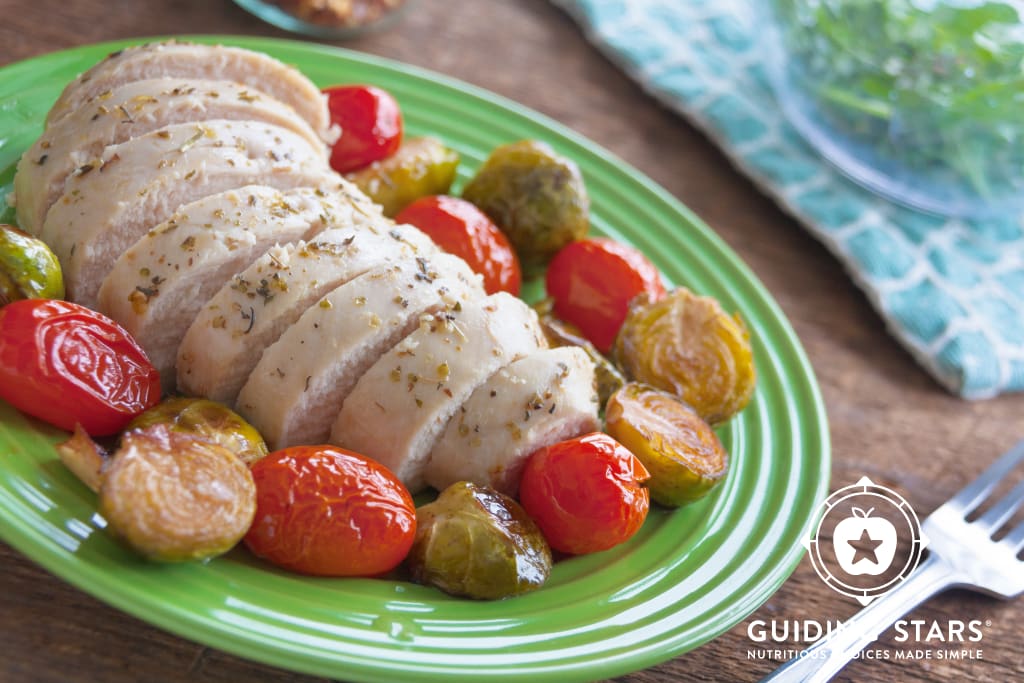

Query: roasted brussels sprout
<box><xmin>407</xmin><ymin>481</ymin><xmax>551</xmax><ymax>599</ymax></box>
<box><xmin>0</xmin><ymin>223</ymin><xmax>64</xmax><ymax>306</ymax></box>
<box><xmin>345</xmin><ymin>136</ymin><xmax>459</xmax><ymax>216</ymax></box>
<box><xmin>461</xmin><ymin>140</ymin><xmax>589</xmax><ymax>272</ymax></box>
<box><xmin>535</xmin><ymin>301</ymin><xmax>624</xmax><ymax>407</ymax></box>
<box><xmin>613</xmin><ymin>288</ymin><xmax>756</xmax><ymax>426</ymax></box>
<box><xmin>99</xmin><ymin>425</ymin><xmax>256</xmax><ymax>562</ymax></box>
<box><xmin>605</xmin><ymin>383</ymin><xmax>727</xmax><ymax>506</ymax></box>
<box><xmin>127</xmin><ymin>397</ymin><xmax>268</xmax><ymax>465</ymax></box>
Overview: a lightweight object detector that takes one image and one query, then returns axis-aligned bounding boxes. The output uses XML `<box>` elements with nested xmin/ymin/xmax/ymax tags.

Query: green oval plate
<box><xmin>0</xmin><ymin>36</ymin><xmax>829</xmax><ymax>683</ymax></box>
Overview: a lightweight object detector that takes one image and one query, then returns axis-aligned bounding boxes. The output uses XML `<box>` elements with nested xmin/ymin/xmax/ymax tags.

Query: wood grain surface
<box><xmin>1</xmin><ymin>1</ymin><xmax>1022</xmax><ymax>681</ymax></box>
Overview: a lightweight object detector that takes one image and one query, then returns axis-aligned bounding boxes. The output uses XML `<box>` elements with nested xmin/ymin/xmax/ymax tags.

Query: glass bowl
<box><xmin>762</xmin><ymin>0</ymin><xmax>1024</xmax><ymax>218</ymax></box>
<box><xmin>234</xmin><ymin>0</ymin><xmax>412</xmax><ymax>40</ymax></box>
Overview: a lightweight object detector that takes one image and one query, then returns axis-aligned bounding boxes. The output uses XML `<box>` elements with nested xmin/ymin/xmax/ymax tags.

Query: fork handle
<box><xmin>759</xmin><ymin>554</ymin><xmax>960</xmax><ymax>682</ymax></box>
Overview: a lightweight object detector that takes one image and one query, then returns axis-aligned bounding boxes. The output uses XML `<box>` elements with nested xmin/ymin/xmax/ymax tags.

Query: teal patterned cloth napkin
<box><xmin>554</xmin><ymin>0</ymin><xmax>1024</xmax><ymax>399</ymax></box>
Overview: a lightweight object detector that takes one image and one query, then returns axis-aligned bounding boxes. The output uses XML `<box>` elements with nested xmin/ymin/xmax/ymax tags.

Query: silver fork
<box><xmin>762</xmin><ymin>439</ymin><xmax>1024</xmax><ymax>682</ymax></box>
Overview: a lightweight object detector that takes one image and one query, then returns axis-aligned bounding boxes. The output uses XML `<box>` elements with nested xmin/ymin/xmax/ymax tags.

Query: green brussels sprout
<box><xmin>407</xmin><ymin>481</ymin><xmax>552</xmax><ymax>599</ymax></box>
<box><xmin>346</xmin><ymin>136</ymin><xmax>459</xmax><ymax>217</ymax></box>
<box><xmin>613</xmin><ymin>288</ymin><xmax>756</xmax><ymax>426</ymax></box>
<box><xmin>127</xmin><ymin>397</ymin><xmax>268</xmax><ymax>465</ymax></box>
<box><xmin>462</xmin><ymin>140</ymin><xmax>589</xmax><ymax>273</ymax></box>
<box><xmin>534</xmin><ymin>299</ymin><xmax>624</xmax><ymax>407</ymax></box>
<box><xmin>605</xmin><ymin>382</ymin><xmax>727</xmax><ymax>507</ymax></box>
<box><xmin>100</xmin><ymin>425</ymin><xmax>256</xmax><ymax>562</ymax></box>
<box><xmin>0</xmin><ymin>223</ymin><xmax>64</xmax><ymax>306</ymax></box>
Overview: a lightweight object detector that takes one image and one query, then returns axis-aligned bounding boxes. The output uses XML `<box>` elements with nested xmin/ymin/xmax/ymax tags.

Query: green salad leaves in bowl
<box><xmin>764</xmin><ymin>0</ymin><xmax>1024</xmax><ymax>217</ymax></box>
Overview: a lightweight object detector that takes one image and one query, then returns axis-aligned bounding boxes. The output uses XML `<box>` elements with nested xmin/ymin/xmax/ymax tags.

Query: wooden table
<box><xmin>1</xmin><ymin>1</ymin><xmax>1022</xmax><ymax>681</ymax></box>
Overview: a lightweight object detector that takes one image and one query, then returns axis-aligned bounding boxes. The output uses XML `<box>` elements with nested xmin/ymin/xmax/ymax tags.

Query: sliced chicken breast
<box><xmin>45</xmin><ymin>41</ymin><xmax>331</xmax><ymax>140</ymax></box>
<box><xmin>96</xmin><ymin>185</ymin><xmax>372</xmax><ymax>387</ymax></box>
<box><xmin>42</xmin><ymin>119</ymin><xmax>334</xmax><ymax>308</ymax></box>
<box><xmin>331</xmin><ymin>292</ymin><xmax>546</xmax><ymax>493</ymax></box>
<box><xmin>15</xmin><ymin>78</ymin><xmax>325</xmax><ymax>235</ymax></box>
<box><xmin>236</xmin><ymin>252</ymin><xmax>484</xmax><ymax>450</ymax></box>
<box><xmin>425</xmin><ymin>347</ymin><xmax>600</xmax><ymax>497</ymax></box>
<box><xmin>177</xmin><ymin>221</ymin><xmax>439</xmax><ymax>403</ymax></box>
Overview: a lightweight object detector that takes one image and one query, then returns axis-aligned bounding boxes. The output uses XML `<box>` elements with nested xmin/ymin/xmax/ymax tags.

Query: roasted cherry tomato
<box><xmin>0</xmin><ymin>299</ymin><xmax>160</xmax><ymax>435</ymax></box>
<box><xmin>245</xmin><ymin>445</ymin><xmax>417</xmax><ymax>576</ymax></box>
<box><xmin>324</xmin><ymin>84</ymin><xmax>403</xmax><ymax>174</ymax></box>
<box><xmin>395</xmin><ymin>195</ymin><xmax>522</xmax><ymax>295</ymax></box>
<box><xmin>545</xmin><ymin>237</ymin><xmax>665</xmax><ymax>354</ymax></box>
<box><xmin>519</xmin><ymin>432</ymin><xmax>650</xmax><ymax>555</ymax></box>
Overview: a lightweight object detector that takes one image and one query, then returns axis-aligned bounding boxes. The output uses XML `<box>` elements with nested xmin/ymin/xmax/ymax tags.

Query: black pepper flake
<box><xmin>490</xmin><ymin>390</ymin><xmax>497</xmax><ymax>398</ymax></box>
<box><xmin>548</xmin><ymin>403</ymin><xmax>556</xmax><ymax>414</ymax></box>
<box><xmin>117</xmin><ymin>104</ymin><xmax>134</xmax><ymax>123</ymax></box>
<box><xmin>304</xmin><ymin>376</ymin><xmax>311</xmax><ymax>392</ymax></box>
<box><xmin>413</xmin><ymin>257</ymin><xmax>435</xmax><ymax>283</ymax></box>
<box><xmin>255</xmin><ymin>279</ymin><xmax>275</xmax><ymax>303</ymax></box>
<box><xmin>74</xmin><ymin>163</ymin><xmax>95</xmax><ymax>177</ymax></box>
<box><xmin>240</xmin><ymin>306</ymin><xmax>256</xmax><ymax>334</ymax></box>
<box><xmin>135</xmin><ymin>284</ymin><xmax>157</xmax><ymax>297</ymax></box>
<box><xmin>342</xmin><ymin>234</ymin><xmax>356</xmax><ymax>246</ymax></box>
<box><xmin>36</xmin><ymin>154</ymin><xmax>48</xmax><ymax>166</ymax></box>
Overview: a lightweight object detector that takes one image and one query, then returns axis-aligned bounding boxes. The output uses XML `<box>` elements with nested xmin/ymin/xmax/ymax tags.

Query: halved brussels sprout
<box><xmin>407</xmin><ymin>481</ymin><xmax>551</xmax><ymax>599</ymax></box>
<box><xmin>613</xmin><ymin>288</ymin><xmax>755</xmax><ymax>425</ymax></box>
<box><xmin>605</xmin><ymin>382</ymin><xmax>727</xmax><ymax>506</ymax></box>
<box><xmin>127</xmin><ymin>397</ymin><xmax>268</xmax><ymax>465</ymax></box>
<box><xmin>99</xmin><ymin>425</ymin><xmax>256</xmax><ymax>562</ymax></box>
<box><xmin>55</xmin><ymin>425</ymin><xmax>107</xmax><ymax>493</ymax></box>
<box><xmin>462</xmin><ymin>140</ymin><xmax>589</xmax><ymax>273</ymax></box>
<box><xmin>0</xmin><ymin>223</ymin><xmax>64</xmax><ymax>305</ymax></box>
<box><xmin>346</xmin><ymin>136</ymin><xmax>459</xmax><ymax>217</ymax></box>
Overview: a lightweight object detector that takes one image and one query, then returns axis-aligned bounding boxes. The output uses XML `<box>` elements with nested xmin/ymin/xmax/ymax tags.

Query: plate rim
<box><xmin>0</xmin><ymin>34</ymin><xmax>831</xmax><ymax>683</ymax></box>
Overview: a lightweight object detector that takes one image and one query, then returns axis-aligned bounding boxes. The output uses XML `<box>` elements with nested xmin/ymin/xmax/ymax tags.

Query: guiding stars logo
<box><xmin>804</xmin><ymin>477</ymin><xmax>928</xmax><ymax>605</ymax></box>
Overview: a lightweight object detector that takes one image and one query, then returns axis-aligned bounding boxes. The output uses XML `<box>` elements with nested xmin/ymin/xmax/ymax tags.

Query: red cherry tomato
<box><xmin>395</xmin><ymin>195</ymin><xmax>522</xmax><ymax>295</ymax></box>
<box><xmin>519</xmin><ymin>432</ymin><xmax>650</xmax><ymax>555</ymax></box>
<box><xmin>0</xmin><ymin>299</ymin><xmax>160</xmax><ymax>435</ymax></box>
<box><xmin>323</xmin><ymin>85</ymin><xmax>403</xmax><ymax>174</ymax></box>
<box><xmin>545</xmin><ymin>237</ymin><xmax>665</xmax><ymax>353</ymax></box>
<box><xmin>245</xmin><ymin>445</ymin><xmax>417</xmax><ymax>576</ymax></box>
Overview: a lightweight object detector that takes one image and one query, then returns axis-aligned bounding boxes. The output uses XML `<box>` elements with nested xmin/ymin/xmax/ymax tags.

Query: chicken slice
<box><xmin>425</xmin><ymin>347</ymin><xmax>600</xmax><ymax>497</ymax></box>
<box><xmin>45</xmin><ymin>41</ymin><xmax>331</xmax><ymax>140</ymax></box>
<box><xmin>177</xmin><ymin>221</ymin><xmax>439</xmax><ymax>403</ymax></box>
<box><xmin>15</xmin><ymin>78</ymin><xmax>325</xmax><ymax>235</ymax></box>
<box><xmin>236</xmin><ymin>252</ymin><xmax>485</xmax><ymax>450</ymax></box>
<box><xmin>41</xmin><ymin>119</ymin><xmax>335</xmax><ymax>308</ymax></box>
<box><xmin>331</xmin><ymin>292</ymin><xmax>546</xmax><ymax>493</ymax></box>
<box><xmin>96</xmin><ymin>185</ymin><xmax>375</xmax><ymax>388</ymax></box>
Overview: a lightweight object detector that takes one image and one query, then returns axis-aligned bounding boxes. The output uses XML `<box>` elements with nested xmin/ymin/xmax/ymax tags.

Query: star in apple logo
<box><xmin>832</xmin><ymin>507</ymin><xmax>897</xmax><ymax>576</ymax></box>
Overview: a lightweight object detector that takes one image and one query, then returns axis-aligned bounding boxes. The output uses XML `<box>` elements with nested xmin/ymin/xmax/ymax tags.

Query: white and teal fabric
<box><xmin>554</xmin><ymin>0</ymin><xmax>1024</xmax><ymax>399</ymax></box>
